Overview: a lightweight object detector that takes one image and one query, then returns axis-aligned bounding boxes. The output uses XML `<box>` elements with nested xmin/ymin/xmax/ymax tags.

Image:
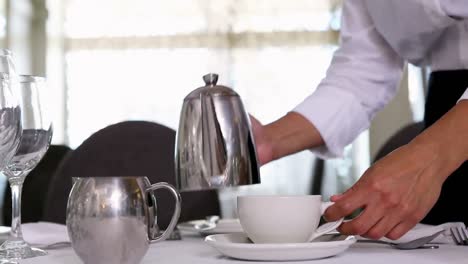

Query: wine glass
<box><xmin>0</xmin><ymin>75</ymin><xmax>53</xmax><ymax>260</ymax></box>
<box><xmin>0</xmin><ymin>49</ymin><xmax>22</xmax><ymax>170</ymax></box>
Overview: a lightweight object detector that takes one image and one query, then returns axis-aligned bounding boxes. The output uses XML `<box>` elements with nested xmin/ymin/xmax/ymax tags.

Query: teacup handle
<box><xmin>308</xmin><ymin>202</ymin><xmax>344</xmax><ymax>241</ymax></box>
<box><xmin>146</xmin><ymin>182</ymin><xmax>182</xmax><ymax>243</ymax></box>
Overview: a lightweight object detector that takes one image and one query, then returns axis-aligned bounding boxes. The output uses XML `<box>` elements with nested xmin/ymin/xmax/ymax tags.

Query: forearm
<box><xmin>264</xmin><ymin>112</ymin><xmax>324</xmax><ymax>161</ymax></box>
<box><xmin>410</xmin><ymin>100</ymin><xmax>468</xmax><ymax>180</ymax></box>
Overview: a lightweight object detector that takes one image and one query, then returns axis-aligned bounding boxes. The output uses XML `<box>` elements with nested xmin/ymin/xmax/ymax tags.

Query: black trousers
<box><xmin>421</xmin><ymin>70</ymin><xmax>468</xmax><ymax>225</ymax></box>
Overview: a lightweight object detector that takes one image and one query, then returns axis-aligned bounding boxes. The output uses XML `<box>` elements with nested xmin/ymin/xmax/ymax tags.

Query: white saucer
<box><xmin>178</xmin><ymin>219</ymin><xmax>243</xmax><ymax>235</ymax></box>
<box><xmin>205</xmin><ymin>233</ymin><xmax>356</xmax><ymax>261</ymax></box>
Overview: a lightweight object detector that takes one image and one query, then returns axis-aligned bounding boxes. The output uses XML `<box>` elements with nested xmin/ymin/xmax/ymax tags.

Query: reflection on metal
<box><xmin>175</xmin><ymin>73</ymin><xmax>260</xmax><ymax>191</ymax></box>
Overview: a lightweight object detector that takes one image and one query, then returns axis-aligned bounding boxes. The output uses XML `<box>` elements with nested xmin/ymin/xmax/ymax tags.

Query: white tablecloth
<box><xmin>18</xmin><ymin>233</ymin><xmax>468</xmax><ymax>264</ymax></box>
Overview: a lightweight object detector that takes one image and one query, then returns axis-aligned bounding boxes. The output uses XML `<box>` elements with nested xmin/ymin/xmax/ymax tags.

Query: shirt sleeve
<box><xmin>458</xmin><ymin>88</ymin><xmax>468</xmax><ymax>102</ymax></box>
<box><xmin>292</xmin><ymin>0</ymin><xmax>405</xmax><ymax>159</ymax></box>
<box><xmin>437</xmin><ymin>0</ymin><xmax>468</xmax><ymax>19</ymax></box>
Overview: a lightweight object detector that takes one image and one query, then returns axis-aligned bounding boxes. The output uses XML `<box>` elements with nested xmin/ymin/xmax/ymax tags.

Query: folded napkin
<box><xmin>22</xmin><ymin>222</ymin><xmax>70</xmax><ymax>246</ymax></box>
<box><xmin>358</xmin><ymin>222</ymin><xmax>465</xmax><ymax>245</ymax></box>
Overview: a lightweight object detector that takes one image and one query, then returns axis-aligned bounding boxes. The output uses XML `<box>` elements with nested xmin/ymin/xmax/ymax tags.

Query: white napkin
<box><xmin>22</xmin><ymin>222</ymin><xmax>70</xmax><ymax>246</ymax></box>
<box><xmin>358</xmin><ymin>222</ymin><xmax>465</xmax><ymax>244</ymax></box>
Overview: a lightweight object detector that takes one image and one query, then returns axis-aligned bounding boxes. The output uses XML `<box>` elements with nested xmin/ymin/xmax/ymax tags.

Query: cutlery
<box><xmin>194</xmin><ymin>215</ymin><xmax>220</xmax><ymax>231</ymax></box>
<box><xmin>166</xmin><ymin>228</ymin><xmax>182</xmax><ymax>240</ymax></box>
<box><xmin>36</xmin><ymin>241</ymin><xmax>71</xmax><ymax>250</ymax></box>
<box><xmin>450</xmin><ymin>226</ymin><xmax>468</xmax><ymax>246</ymax></box>
<box><xmin>358</xmin><ymin>240</ymin><xmax>439</xmax><ymax>250</ymax></box>
<box><xmin>358</xmin><ymin>230</ymin><xmax>444</xmax><ymax>250</ymax></box>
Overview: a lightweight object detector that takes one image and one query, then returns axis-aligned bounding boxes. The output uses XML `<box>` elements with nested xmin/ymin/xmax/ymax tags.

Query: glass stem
<box><xmin>9</xmin><ymin>179</ymin><xmax>25</xmax><ymax>239</ymax></box>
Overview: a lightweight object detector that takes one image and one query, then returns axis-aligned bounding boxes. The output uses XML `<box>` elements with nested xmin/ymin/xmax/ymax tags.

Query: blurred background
<box><xmin>0</xmin><ymin>0</ymin><xmax>427</xmax><ymax>219</ymax></box>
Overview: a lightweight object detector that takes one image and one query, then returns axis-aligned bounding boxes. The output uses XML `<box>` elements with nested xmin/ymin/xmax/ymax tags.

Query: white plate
<box><xmin>205</xmin><ymin>233</ymin><xmax>356</xmax><ymax>261</ymax></box>
<box><xmin>178</xmin><ymin>219</ymin><xmax>243</xmax><ymax>235</ymax></box>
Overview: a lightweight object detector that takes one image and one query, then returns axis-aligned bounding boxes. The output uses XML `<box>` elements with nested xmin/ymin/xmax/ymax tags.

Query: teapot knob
<box><xmin>203</xmin><ymin>73</ymin><xmax>218</xmax><ymax>86</ymax></box>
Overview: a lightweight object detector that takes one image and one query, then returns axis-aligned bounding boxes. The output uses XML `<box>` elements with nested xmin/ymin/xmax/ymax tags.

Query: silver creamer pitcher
<box><xmin>175</xmin><ymin>73</ymin><xmax>260</xmax><ymax>191</ymax></box>
<box><xmin>66</xmin><ymin>177</ymin><xmax>181</xmax><ymax>264</ymax></box>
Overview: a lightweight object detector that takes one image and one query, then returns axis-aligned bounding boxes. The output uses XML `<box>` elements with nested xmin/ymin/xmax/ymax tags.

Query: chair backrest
<box><xmin>42</xmin><ymin>121</ymin><xmax>220</xmax><ymax>228</ymax></box>
<box><xmin>2</xmin><ymin>145</ymin><xmax>72</xmax><ymax>225</ymax></box>
<box><xmin>373</xmin><ymin>122</ymin><xmax>424</xmax><ymax>163</ymax></box>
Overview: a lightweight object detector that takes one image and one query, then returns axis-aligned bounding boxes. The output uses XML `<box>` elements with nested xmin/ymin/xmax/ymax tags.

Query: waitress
<box><xmin>252</xmin><ymin>0</ymin><xmax>468</xmax><ymax>240</ymax></box>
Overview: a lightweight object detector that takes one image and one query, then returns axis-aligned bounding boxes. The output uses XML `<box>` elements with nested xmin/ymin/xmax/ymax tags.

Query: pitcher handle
<box><xmin>146</xmin><ymin>182</ymin><xmax>182</xmax><ymax>243</ymax></box>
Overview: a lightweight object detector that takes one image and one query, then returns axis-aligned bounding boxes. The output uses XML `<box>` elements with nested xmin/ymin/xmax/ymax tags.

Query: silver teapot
<box><xmin>66</xmin><ymin>177</ymin><xmax>181</xmax><ymax>264</ymax></box>
<box><xmin>175</xmin><ymin>73</ymin><xmax>260</xmax><ymax>191</ymax></box>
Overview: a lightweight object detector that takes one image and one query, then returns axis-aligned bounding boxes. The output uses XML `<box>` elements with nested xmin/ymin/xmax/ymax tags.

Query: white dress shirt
<box><xmin>294</xmin><ymin>0</ymin><xmax>468</xmax><ymax>158</ymax></box>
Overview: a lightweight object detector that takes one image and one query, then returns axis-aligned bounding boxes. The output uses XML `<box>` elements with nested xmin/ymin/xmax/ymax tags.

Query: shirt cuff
<box><xmin>438</xmin><ymin>0</ymin><xmax>468</xmax><ymax>19</ymax></box>
<box><xmin>458</xmin><ymin>88</ymin><xmax>468</xmax><ymax>103</ymax></box>
<box><xmin>418</xmin><ymin>0</ymin><xmax>459</xmax><ymax>25</ymax></box>
<box><xmin>293</xmin><ymin>88</ymin><xmax>370</xmax><ymax>159</ymax></box>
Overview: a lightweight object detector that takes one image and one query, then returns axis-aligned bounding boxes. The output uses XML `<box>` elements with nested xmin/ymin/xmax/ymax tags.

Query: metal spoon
<box><xmin>36</xmin><ymin>241</ymin><xmax>72</xmax><ymax>250</ymax></box>
<box><xmin>194</xmin><ymin>215</ymin><xmax>220</xmax><ymax>231</ymax></box>
<box><xmin>358</xmin><ymin>230</ymin><xmax>444</xmax><ymax>250</ymax></box>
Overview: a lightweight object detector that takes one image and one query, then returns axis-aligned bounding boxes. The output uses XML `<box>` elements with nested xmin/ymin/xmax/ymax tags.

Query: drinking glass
<box><xmin>0</xmin><ymin>49</ymin><xmax>22</xmax><ymax>170</ymax></box>
<box><xmin>0</xmin><ymin>75</ymin><xmax>53</xmax><ymax>260</ymax></box>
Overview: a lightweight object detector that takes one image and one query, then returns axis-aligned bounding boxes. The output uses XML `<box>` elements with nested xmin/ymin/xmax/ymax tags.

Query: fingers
<box><xmin>330</xmin><ymin>193</ymin><xmax>346</xmax><ymax>202</ymax></box>
<box><xmin>324</xmin><ymin>185</ymin><xmax>365</xmax><ymax>222</ymax></box>
<box><xmin>247</xmin><ymin>114</ymin><xmax>273</xmax><ymax>165</ymax></box>
<box><xmin>330</xmin><ymin>188</ymin><xmax>356</xmax><ymax>202</ymax></box>
<box><xmin>386</xmin><ymin>221</ymin><xmax>419</xmax><ymax>240</ymax></box>
<box><xmin>363</xmin><ymin>209</ymin><xmax>402</xmax><ymax>239</ymax></box>
<box><xmin>330</xmin><ymin>184</ymin><xmax>357</xmax><ymax>202</ymax></box>
<box><xmin>249</xmin><ymin>114</ymin><xmax>262</xmax><ymax>128</ymax></box>
<box><xmin>337</xmin><ymin>204</ymin><xmax>385</xmax><ymax>236</ymax></box>
<box><xmin>249</xmin><ymin>114</ymin><xmax>263</xmax><ymax>140</ymax></box>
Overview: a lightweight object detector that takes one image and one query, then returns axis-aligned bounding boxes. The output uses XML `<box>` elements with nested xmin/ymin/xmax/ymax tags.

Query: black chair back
<box><xmin>42</xmin><ymin>121</ymin><xmax>220</xmax><ymax>229</ymax></box>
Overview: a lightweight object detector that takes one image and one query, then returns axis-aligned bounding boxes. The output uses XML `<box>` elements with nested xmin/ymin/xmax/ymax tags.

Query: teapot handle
<box><xmin>146</xmin><ymin>182</ymin><xmax>181</xmax><ymax>243</ymax></box>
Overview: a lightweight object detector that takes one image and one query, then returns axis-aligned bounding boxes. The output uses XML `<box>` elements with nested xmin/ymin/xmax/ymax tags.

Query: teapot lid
<box><xmin>184</xmin><ymin>73</ymin><xmax>239</xmax><ymax>100</ymax></box>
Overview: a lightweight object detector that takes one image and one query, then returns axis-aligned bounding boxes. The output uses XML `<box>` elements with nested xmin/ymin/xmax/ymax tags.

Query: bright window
<box><xmin>56</xmin><ymin>0</ymin><xmax>343</xmax><ymax>216</ymax></box>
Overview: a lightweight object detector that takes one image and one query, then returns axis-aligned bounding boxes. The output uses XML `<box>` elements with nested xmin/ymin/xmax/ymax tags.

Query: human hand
<box><xmin>249</xmin><ymin>115</ymin><xmax>274</xmax><ymax>165</ymax></box>
<box><xmin>324</xmin><ymin>142</ymin><xmax>445</xmax><ymax>240</ymax></box>
<box><xmin>249</xmin><ymin>112</ymin><xmax>325</xmax><ymax>166</ymax></box>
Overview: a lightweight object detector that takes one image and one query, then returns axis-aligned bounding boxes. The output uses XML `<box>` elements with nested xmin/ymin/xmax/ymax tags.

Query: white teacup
<box><xmin>237</xmin><ymin>195</ymin><xmax>344</xmax><ymax>244</ymax></box>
